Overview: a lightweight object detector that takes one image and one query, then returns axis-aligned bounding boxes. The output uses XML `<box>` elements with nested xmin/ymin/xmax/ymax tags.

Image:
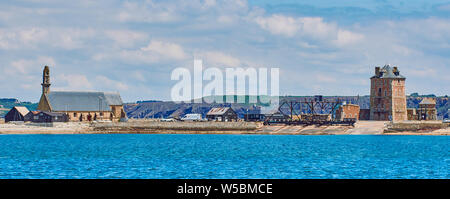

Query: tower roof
<box><xmin>419</xmin><ymin>98</ymin><xmax>436</xmax><ymax>105</ymax></box>
<box><xmin>372</xmin><ymin>64</ymin><xmax>405</xmax><ymax>79</ymax></box>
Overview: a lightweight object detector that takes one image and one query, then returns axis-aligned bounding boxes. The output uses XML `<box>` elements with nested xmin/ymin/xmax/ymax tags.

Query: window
<box><xmin>378</xmin><ymin>88</ymin><xmax>382</xmax><ymax>96</ymax></box>
<box><xmin>74</xmin><ymin>113</ymin><xmax>77</xmax><ymax>117</ymax></box>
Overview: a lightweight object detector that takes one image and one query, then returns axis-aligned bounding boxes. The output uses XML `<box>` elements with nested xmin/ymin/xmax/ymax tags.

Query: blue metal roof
<box><xmin>48</xmin><ymin>91</ymin><xmax>123</xmax><ymax>112</ymax></box>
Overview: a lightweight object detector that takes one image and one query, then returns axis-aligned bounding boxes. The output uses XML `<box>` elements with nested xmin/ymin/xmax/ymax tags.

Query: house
<box><xmin>408</xmin><ymin>98</ymin><xmax>437</xmax><ymax>120</ymax></box>
<box><xmin>37</xmin><ymin>66</ymin><xmax>127</xmax><ymax>122</ymax></box>
<box><xmin>4</xmin><ymin>106</ymin><xmax>30</xmax><ymax>123</ymax></box>
<box><xmin>25</xmin><ymin>111</ymin><xmax>68</xmax><ymax>123</ymax></box>
<box><xmin>264</xmin><ymin>111</ymin><xmax>290</xmax><ymax>123</ymax></box>
<box><xmin>24</xmin><ymin>111</ymin><xmax>40</xmax><ymax>122</ymax></box>
<box><xmin>336</xmin><ymin>103</ymin><xmax>360</xmax><ymax>121</ymax></box>
<box><xmin>206</xmin><ymin>107</ymin><xmax>237</xmax><ymax>122</ymax></box>
<box><xmin>243</xmin><ymin>109</ymin><xmax>265</xmax><ymax>122</ymax></box>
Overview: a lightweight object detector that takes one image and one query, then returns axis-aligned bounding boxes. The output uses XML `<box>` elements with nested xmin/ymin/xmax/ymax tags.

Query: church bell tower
<box><xmin>42</xmin><ymin>65</ymin><xmax>51</xmax><ymax>95</ymax></box>
<box><xmin>37</xmin><ymin>65</ymin><xmax>52</xmax><ymax>111</ymax></box>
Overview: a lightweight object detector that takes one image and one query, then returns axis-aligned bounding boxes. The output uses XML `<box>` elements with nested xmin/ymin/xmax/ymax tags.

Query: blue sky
<box><xmin>0</xmin><ymin>0</ymin><xmax>449</xmax><ymax>102</ymax></box>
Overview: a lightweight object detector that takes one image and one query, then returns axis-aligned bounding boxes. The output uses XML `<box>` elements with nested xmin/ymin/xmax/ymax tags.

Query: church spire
<box><xmin>41</xmin><ymin>66</ymin><xmax>51</xmax><ymax>95</ymax></box>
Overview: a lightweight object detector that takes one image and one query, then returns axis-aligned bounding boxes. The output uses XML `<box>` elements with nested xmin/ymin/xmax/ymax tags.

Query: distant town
<box><xmin>0</xmin><ymin>65</ymin><xmax>449</xmax><ymax>135</ymax></box>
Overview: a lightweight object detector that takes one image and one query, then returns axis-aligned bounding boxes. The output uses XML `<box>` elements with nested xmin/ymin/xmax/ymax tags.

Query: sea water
<box><xmin>0</xmin><ymin>134</ymin><xmax>448</xmax><ymax>179</ymax></box>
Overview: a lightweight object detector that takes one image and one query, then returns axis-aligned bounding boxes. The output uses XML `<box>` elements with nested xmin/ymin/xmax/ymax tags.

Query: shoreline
<box><xmin>0</xmin><ymin>121</ymin><xmax>448</xmax><ymax>135</ymax></box>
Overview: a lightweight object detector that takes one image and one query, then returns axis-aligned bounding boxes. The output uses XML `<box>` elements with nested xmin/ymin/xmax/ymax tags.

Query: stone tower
<box><xmin>41</xmin><ymin>65</ymin><xmax>51</xmax><ymax>95</ymax></box>
<box><xmin>37</xmin><ymin>66</ymin><xmax>52</xmax><ymax>111</ymax></box>
<box><xmin>369</xmin><ymin>64</ymin><xmax>407</xmax><ymax>121</ymax></box>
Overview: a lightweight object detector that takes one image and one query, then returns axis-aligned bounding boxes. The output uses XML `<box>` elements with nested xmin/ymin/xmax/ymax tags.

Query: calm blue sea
<box><xmin>0</xmin><ymin>134</ymin><xmax>448</xmax><ymax>179</ymax></box>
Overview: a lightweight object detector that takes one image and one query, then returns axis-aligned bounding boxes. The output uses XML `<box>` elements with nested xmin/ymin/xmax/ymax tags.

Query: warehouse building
<box><xmin>206</xmin><ymin>107</ymin><xmax>238</xmax><ymax>122</ymax></box>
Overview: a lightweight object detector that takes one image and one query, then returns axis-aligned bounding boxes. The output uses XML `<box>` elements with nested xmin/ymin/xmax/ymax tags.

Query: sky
<box><xmin>0</xmin><ymin>0</ymin><xmax>449</xmax><ymax>102</ymax></box>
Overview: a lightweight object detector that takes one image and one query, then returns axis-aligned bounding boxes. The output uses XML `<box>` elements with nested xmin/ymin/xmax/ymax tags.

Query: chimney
<box><xmin>375</xmin><ymin>67</ymin><xmax>380</xmax><ymax>77</ymax></box>
<box><xmin>393</xmin><ymin>67</ymin><xmax>399</xmax><ymax>76</ymax></box>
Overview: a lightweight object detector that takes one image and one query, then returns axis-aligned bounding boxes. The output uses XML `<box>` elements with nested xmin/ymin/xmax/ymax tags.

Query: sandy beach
<box><xmin>0</xmin><ymin>120</ymin><xmax>448</xmax><ymax>135</ymax></box>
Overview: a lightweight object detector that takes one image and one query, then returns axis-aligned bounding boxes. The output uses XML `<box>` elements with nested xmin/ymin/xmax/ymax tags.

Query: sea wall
<box><xmin>91</xmin><ymin>120</ymin><xmax>260</xmax><ymax>134</ymax></box>
<box><xmin>1</xmin><ymin>120</ymin><xmax>448</xmax><ymax>135</ymax></box>
<box><xmin>384</xmin><ymin>121</ymin><xmax>449</xmax><ymax>133</ymax></box>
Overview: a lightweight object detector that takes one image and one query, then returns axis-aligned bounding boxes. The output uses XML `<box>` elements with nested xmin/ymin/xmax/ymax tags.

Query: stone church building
<box><xmin>369</xmin><ymin>65</ymin><xmax>407</xmax><ymax>122</ymax></box>
<box><xmin>37</xmin><ymin>66</ymin><xmax>126</xmax><ymax>122</ymax></box>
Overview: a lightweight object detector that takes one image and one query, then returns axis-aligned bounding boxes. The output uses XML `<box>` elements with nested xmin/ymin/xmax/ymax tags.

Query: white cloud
<box><xmin>1</xmin><ymin>1</ymin><xmax>450</xmax><ymax>100</ymax></box>
<box><xmin>53</xmin><ymin>74</ymin><xmax>93</xmax><ymax>91</ymax></box>
<box><xmin>130</xmin><ymin>71</ymin><xmax>147</xmax><ymax>82</ymax></box>
<box><xmin>438</xmin><ymin>4</ymin><xmax>450</xmax><ymax>11</ymax></box>
<box><xmin>105</xmin><ymin>30</ymin><xmax>148</xmax><ymax>48</ymax></box>
<box><xmin>95</xmin><ymin>75</ymin><xmax>129</xmax><ymax>91</ymax></box>
<box><xmin>0</xmin><ymin>27</ymin><xmax>96</xmax><ymax>50</ymax></box>
<box><xmin>5</xmin><ymin>56</ymin><xmax>56</xmax><ymax>75</ymax></box>
<box><xmin>117</xmin><ymin>1</ymin><xmax>179</xmax><ymax>23</ymax></box>
<box><xmin>53</xmin><ymin>28</ymin><xmax>96</xmax><ymax>50</ymax></box>
<box><xmin>18</xmin><ymin>28</ymin><xmax>48</xmax><ymax>45</ymax></box>
<box><xmin>334</xmin><ymin>29</ymin><xmax>364</xmax><ymax>46</ymax></box>
<box><xmin>217</xmin><ymin>15</ymin><xmax>234</xmax><ymax>24</ymax></box>
<box><xmin>0</xmin><ymin>28</ymin><xmax>48</xmax><ymax>49</ymax></box>
<box><xmin>99</xmin><ymin>40</ymin><xmax>189</xmax><ymax>64</ymax></box>
<box><xmin>0</xmin><ymin>30</ymin><xmax>17</xmax><ymax>49</ymax></box>
<box><xmin>196</xmin><ymin>51</ymin><xmax>241</xmax><ymax>67</ymax></box>
<box><xmin>117</xmin><ymin>0</ymin><xmax>248</xmax><ymax>24</ymax></box>
<box><xmin>255</xmin><ymin>15</ymin><xmax>300</xmax><ymax>37</ymax></box>
<box><xmin>141</xmin><ymin>40</ymin><xmax>187</xmax><ymax>60</ymax></box>
<box><xmin>255</xmin><ymin>14</ymin><xmax>364</xmax><ymax>47</ymax></box>
<box><xmin>315</xmin><ymin>74</ymin><xmax>337</xmax><ymax>83</ymax></box>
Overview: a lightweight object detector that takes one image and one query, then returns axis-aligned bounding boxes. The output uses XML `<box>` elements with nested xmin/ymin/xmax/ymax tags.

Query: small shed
<box><xmin>24</xmin><ymin>111</ymin><xmax>40</xmax><ymax>122</ymax></box>
<box><xmin>206</xmin><ymin>107</ymin><xmax>237</xmax><ymax>122</ymax></box>
<box><xmin>244</xmin><ymin>109</ymin><xmax>265</xmax><ymax>122</ymax></box>
<box><xmin>336</xmin><ymin>104</ymin><xmax>360</xmax><ymax>121</ymax></box>
<box><xmin>5</xmin><ymin>106</ymin><xmax>30</xmax><ymax>123</ymax></box>
<box><xmin>264</xmin><ymin>111</ymin><xmax>290</xmax><ymax>123</ymax></box>
<box><xmin>26</xmin><ymin>111</ymin><xmax>69</xmax><ymax>123</ymax></box>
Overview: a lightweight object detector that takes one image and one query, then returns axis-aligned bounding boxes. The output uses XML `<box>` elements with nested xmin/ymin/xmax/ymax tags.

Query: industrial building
<box><xmin>37</xmin><ymin>66</ymin><xmax>127</xmax><ymax>122</ymax></box>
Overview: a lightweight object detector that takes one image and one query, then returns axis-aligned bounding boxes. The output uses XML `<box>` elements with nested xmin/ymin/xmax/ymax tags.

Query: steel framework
<box><xmin>264</xmin><ymin>97</ymin><xmax>356</xmax><ymax>126</ymax></box>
